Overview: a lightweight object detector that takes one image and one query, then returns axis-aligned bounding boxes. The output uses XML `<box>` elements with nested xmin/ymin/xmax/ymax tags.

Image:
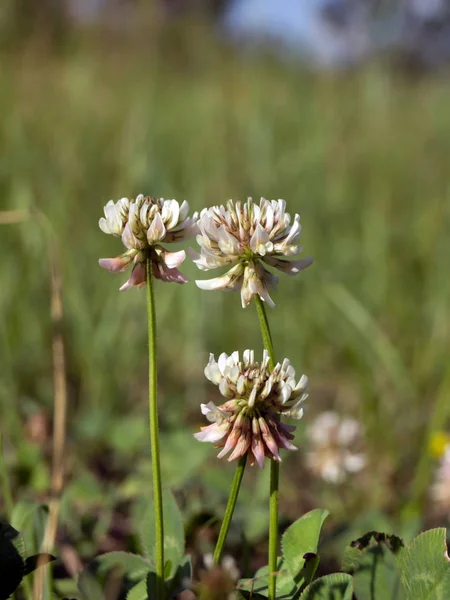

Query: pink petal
<box><xmin>119</xmin><ymin>262</ymin><xmax>146</xmax><ymax>291</ymax></box>
<box><xmin>251</xmin><ymin>419</ymin><xmax>265</xmax><ymax>468</ymax></box>
<box><xmin>99</xmin><ymin>256</ymin><xmax>132</xmax><ymax>272</ymax></box>
<box><xmin>259</xmin><ymin>417</ymin><xmax>281</xmax><ymax>461</ymax></box>
<box><xmin>263</xmin><ymin>256</ymin><xmax>313</xmax><ymax>276</ymax></box>
<box><xmin>152</xmin><ymin>260</ymin><xmax>188</xmax><ymax>284</ymax></box>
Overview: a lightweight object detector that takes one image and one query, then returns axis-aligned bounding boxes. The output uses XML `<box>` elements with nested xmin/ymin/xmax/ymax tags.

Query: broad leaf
<box><xmin>342</xmin><ymin>531</ymin><xmax>405</xmax><ymax>600</ymax></box>
<box><xmin>94</xmin><ymin>552</ymin><xmax>150</xmax><ymax>580</ymax></box>
<box><xmin>127</xmin><ymin>579</ymin><xmax>147</xmax><ymax>600</ymax></box>
<box><xmin>282</xmin><ymin>509</ymin><xmax>329</xmax><ymax>580</ymax></box>
<box><xmin>10</xmin><ymin>502</ymin><xmax>48</xmax><ymax>557</ymax></box>
<box><xmin>237</xmin><ymin>557</ymin><xmax>297</xmax><ymax>599</ymax></box>
<box><xmin>78</xmin><ymin>570</ymin><xmax>104</xmax><ymax>600</ymax></box>
<box><xmin>398</xmin><ymin>528</ymin><xmax>450</xmax><ymax>600</ymax></box>
<box><xmin>300</xmin><ymin>573</ymin><xmax>354</xmax><ymax>600</ymax></box>
<box><xmin>134</xmin><ymin>489</ymin><xmax>185</xmax><ymax>578</ymax></box>
<box><xmin>0</xmin><ymin>523</ymin><xmax>25</xmax><ymax>600</ymax></box>
<box><xmin>78</xmin><ymin>552</ymin><xmax>150</xmax><ymax>600</ymax></box>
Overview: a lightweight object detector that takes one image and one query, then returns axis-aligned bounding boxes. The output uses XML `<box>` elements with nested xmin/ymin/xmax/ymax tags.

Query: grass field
<box><xmin>1</xmin><ymin>18</ymin><xmax>450</xmax><ymax>594</ymax></box>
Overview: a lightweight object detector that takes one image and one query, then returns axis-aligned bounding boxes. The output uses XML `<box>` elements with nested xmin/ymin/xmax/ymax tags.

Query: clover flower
<box><xmin>431</xmin><ymin>443</ymin><xmax>450</xmax><ymax>513</ymax></box>
<box><xmin>189</xmin><ymin>197</ymin><xmax>313</xmax><ymax>308</ymax></box>
<box><xmin>306</xmin><ymin>411</ymin><xmax>366</xmax><ymax>484</ymax></box>
<box><xmin>99</xmin><ymin>194</ymin><xmax>198</xmax><ymax>290</ymax></box>
<box><xmin>194</xmin><ymin>350</ymin><xmax>308</xmax><ymax>467</ymax></box>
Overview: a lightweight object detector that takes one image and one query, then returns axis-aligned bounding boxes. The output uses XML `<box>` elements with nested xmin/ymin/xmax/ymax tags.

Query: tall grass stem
<box><xmin>255</xmin><ymin>296</ymin><xmax>278</xmax><ymax>600</ymax></box>
<box><xmin>146</xmin><ymin>258</ymin><xmax>164</xmax><ymax>599</ymax></box>
<box><xmin>213</xmin><ymin>454</ymin><xmax>247</xmax><ymax>565</ymax></box>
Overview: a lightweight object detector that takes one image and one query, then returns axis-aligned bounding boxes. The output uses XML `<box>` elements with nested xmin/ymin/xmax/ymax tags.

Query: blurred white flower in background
<box><xmin>306</xmin><ymin>411</ymin><xmax>366</xmax><ymax>483</ymax></box>
<box><xmin>430</xmin><ymin>442</ymin><xmax>450</xmax><ymax>513</ymax></box>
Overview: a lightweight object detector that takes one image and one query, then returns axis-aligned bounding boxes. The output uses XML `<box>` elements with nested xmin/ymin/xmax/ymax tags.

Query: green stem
<box><xmin>254</xmin><ymin>296</ymin><xmax>279</xmax><ymax>600</ymax></box>
<box><xmin>255</xmin><ymin>296</ymin><xmax>275</xmax><ymax>370</ymax></box>
<box><xmin>268</xmin><ymin>461</ymin><xmax>280</xmax><ymax>599</ymax></box>
<box><xmin>0</xmin><ymin>433</ymin><xmax>14</xmax><ymax>517</ymax></box>
<box><xmin>146</xmin><ymin>258</ymin><xmax>164</xmax><ymax>599</ymax></box>
<box><xmin>213</xmin><ymin>455</ymin><xmax>247</xmax><ymax>564</ymax></box>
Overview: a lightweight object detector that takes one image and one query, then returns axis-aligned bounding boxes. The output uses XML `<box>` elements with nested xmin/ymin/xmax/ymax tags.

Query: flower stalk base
<box><xmin>147</xmin><ymin>258</ymin><xmax>165</xmax><ymax>599</ymax></box>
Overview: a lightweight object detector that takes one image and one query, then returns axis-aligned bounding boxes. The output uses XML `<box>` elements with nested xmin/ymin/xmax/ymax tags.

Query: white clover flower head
<box><xmin>194</xmin><ymin>350</ymin><xmax>308</xmax><ymax>467</ymax></box>
<box><xmin>99</xmin><ymin>194</ymin><xmax>198</xmax><ymax>290</ymax></box>
<box><xmin>306</xmin><ymin>411</ymin><xmax>366</xmax><ymax>484</ymax></box>
<box><xmin>431</xmin><ymin>444</ymin><xmax>450</xmax><ymax>513</ymax></box>
<box><xmin>189</xmin><ymin>197</ymin><xmax>313</xmax><ymax>308</ymax></box>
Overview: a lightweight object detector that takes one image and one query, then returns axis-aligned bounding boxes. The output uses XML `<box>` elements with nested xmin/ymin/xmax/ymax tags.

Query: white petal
<box><xmin>218</xmin><ymin>352</ymin><xmax>228</xmax><ymax>374</ymax></box>
<box><xmin>219</xmin><ymin>378</ymin><xmax>234</xmax><ymax>399</ymax></box>
<box><xmin>196</xmin><ymin>264</ymin><xmax>244</xmax><ymax>292</ymax></box>
<box><xmin>236</xmin><ymin>375</ymin><xmax>246</xmax><ymax>395</ymax></box>
<box><xmin>147</xmin><ymin>212</ymin><xmax>167</xmax><ymax>244</ymax></box>
<box><xmin>279</xmin><ymin>382</ymin><xmax>292</xmax><ymax>404</ymax></box>
<box><xmin>242</xmin><ymin>349</ymin><xmax>253</xmax><ymax>366</ymax></box>
<box><xmin>217</xmin><ymin>225</ymin><xmax>240</xmax><ymax>256</ymax></box>
<box><xmin>164</xmin><ymin>199</ymin><xmax>180</xmax><ymax>230</ymax></box>
<box><xmin>179</xmin><ymin>200</ymin><xmax>190</xmax><ymax>222</ymax></box>
<box><xmin>194</xmin><ymin>425</ymin><xmax>227</xmax><ymax>443</ymax></box>
<box><xmin>161</xmin><ymin>249</ymin><xmax>186</xmax><ymax>269</ymax></box>
<box><xmin>250</xmin><ymin>223</ymin><xmax>271</xmax><ymax>255</ymax></box>
<box><xmin>204</xmin><ymin>357</ymin><xmax>222</xmax><ymax>385</ymax></box>
<box><xmin>99</xmin><ymin>217</ymin><xmax>112</xmax><ymax>234</ymax></box>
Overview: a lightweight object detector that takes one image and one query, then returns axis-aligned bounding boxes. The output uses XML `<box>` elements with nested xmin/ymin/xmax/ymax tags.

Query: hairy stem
<box><xmin>255</xmin><ymin>295</ymin><xmax>278</xmax><ymax>600</ymax></box>
<box><xmin>146</xmin><ymin>258</ymin><xmax>164</xmax><ymax>599</ymax></box>
<box><xmin>213</xmin><ymin>454</ymin><xmax>247</xmax><ymax>565</ymax></box>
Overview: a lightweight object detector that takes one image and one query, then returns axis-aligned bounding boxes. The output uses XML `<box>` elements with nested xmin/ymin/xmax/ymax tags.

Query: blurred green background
<box><xmin>1</xmin><ymin>3</ymin><xmax>450</xmax><ymax>583</ymax></box>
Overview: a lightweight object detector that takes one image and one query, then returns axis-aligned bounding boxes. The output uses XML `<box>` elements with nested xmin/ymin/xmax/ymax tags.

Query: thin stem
<box><xmin>0</xmin><ymin>433</ymin><xmax>14</xmax><ymax>517</ymax></box>
<box><xmin>213</xmin><ymin>455</ymin><xmax>247</xmax><ymax>565</ymax></box>
<box><xmin>255</xmin><ymin>296</ymin><xmax>275</xmax><ymax>369</ymax></box>
<box><xmin>268</xmin><ymin>461</ymin><xmax>280</xmax><ymax>600</ymax></box>
<box><xmin>254</xmin><ymin>295</ymin><xmax>278</xmax><ymax>600</ymax></box>
<box><xmin>146</xmin><ymin>258</ymin><xmax>164</xmax><ymax>600</ymax></box>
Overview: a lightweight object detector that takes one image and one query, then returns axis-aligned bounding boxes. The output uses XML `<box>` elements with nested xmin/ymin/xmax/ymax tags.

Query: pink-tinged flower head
<box><xmin>99</xmin><ymin>194</ymin><xmax>198</xmax><ymax>290</ymax></box>
<box><xmin>189</xmin><ymin>197</ymin><xmax>313</xmax><ymax>308</ymax></box>
<box><xmin>194</xmin><ymin>350</ymin><xmax>308</xmax><ymax>467</ymax></box>
<box><xmin>306</xmin><ymin>412</ymin><xmax>366</xmax><ymax>484</ymax></box>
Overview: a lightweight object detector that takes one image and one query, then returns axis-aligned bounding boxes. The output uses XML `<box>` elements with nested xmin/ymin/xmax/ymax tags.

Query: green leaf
<box><xmin>77</xmin><ymin>570</ymin><xmax>104</xmax><ymax>600</ymax></box>
<box><xmin>282</xmin><ymin>509</ymin><xmax>329</xmax><ymax>579</ymax></box>
<box><xmin>0</xmin><ymin>522</ymin><xmax>26</xmax><ymax>600</ymax></box>
<box><xmin>78</xmin><ymin>552</ymin><xmax>151</xmax><ymax>600</ymax></box>
<box><xmin>237</xmin><ymin>557</ymin><xmax>297</xmax><ymax>599</ymax></box>
<box><xmin>134</xmin><ymin>489</ymin><xmax>185</xmax><ymax>578</ymax></box>
<box><xmin>10</xmin><ymin>501</ymin><xmax>49</xmax><ymax>556</ymax></box>
<box><xmin>299</xmin><ymin>573</ymin><xmax>354</xmax><ymax>600</ymax></box>
<box><xmin>127</xmin><ymin>579</ymin><xmax>147</xmax><ymax>600</ymax></box>
<box><xmin>24</xmin><ymin>553</ymin><xmax>56</xmax><ymax>575</ymax></box>
<box><xmin>342</xmin><ymin>531</ymin><xmax>405</xmax><ymax>600</ymax></box>
<box><xmin>398</xmin><ymin>528</ymin><xmax>450</xmax><ymax>600</ymax></box>
<box><xmin>93</xmin><ymin>552</ymin><xmax>150</xmax><ymax>580</ymax></box>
